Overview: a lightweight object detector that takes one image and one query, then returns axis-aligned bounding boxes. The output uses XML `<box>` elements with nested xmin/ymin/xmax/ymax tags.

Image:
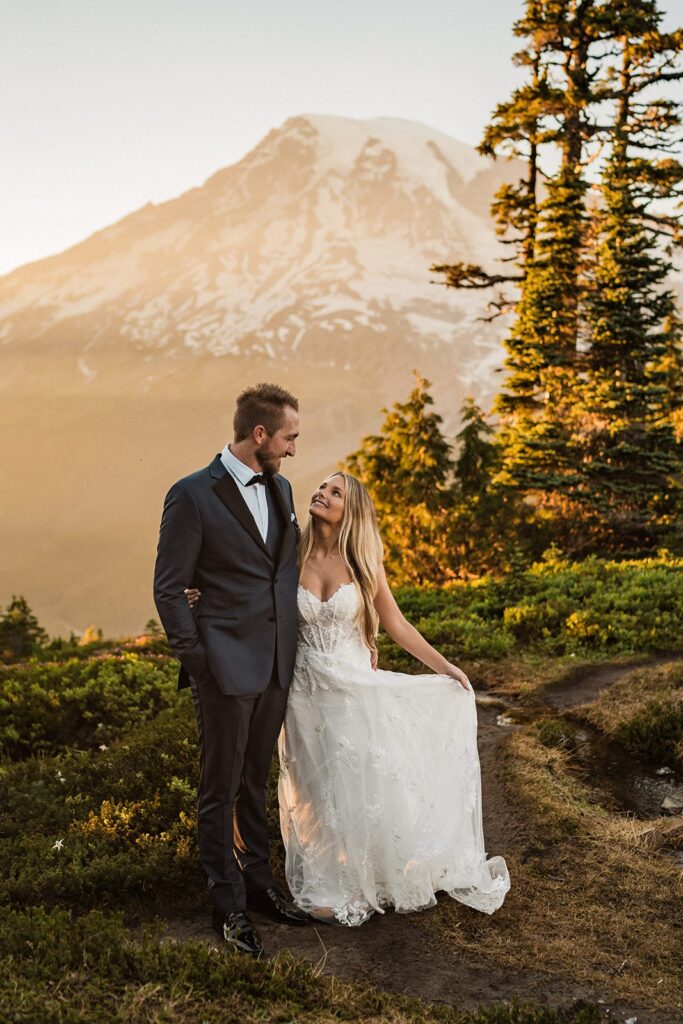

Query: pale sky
<box><xmin>1</xmin><ymin>0</ymin><xmax>529</xmax><ymax>275</ymax></box>
<box><xmin>1</xmin><ymin>0</ymin><xmax>680</xmax><ymax>277</ymax></box>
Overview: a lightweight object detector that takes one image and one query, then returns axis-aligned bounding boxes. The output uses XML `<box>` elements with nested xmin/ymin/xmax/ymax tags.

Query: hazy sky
<box><xmin>2</xmin><ymin>1</ymin><xmax>680</xmax><ymax>277</ymax></box>
<box><xmin>1</xmin><ymin>0</ymin><xmax>532</xmax><ymax>275</ymax></box>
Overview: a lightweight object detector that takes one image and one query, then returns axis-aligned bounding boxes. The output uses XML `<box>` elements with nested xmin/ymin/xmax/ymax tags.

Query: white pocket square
<box><xmin>291</xmin><ymin>512</ymin><xmax>296</xmax><ymax>521</ymax></box>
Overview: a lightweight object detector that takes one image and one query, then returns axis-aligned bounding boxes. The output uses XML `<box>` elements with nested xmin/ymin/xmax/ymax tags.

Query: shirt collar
<box><xmin>220</xmin><ymin>444</ymin><xmax>262</xmax><ymax>487</ymax></box>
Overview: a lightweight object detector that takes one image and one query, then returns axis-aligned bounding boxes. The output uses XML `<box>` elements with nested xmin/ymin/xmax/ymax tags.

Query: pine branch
<box><xmin>477</xmin><ymin>294</ymin><xmax>518</xmax><ymax>323</ymax></box>
<box><xmin>430</xmin><ymin>263</ymin><xmax>523</xmax><ymax>290</ymax></box>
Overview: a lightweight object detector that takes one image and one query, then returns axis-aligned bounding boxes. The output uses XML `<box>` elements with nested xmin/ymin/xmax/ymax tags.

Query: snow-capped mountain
<box><xmin>1</xmin><ymin>114</ymin><xmax>516</xmax><ymax>386</ymax></box>
<box><xmin>0</xmin><ymin>114</ymin><xmax>519</xmax><ymax>634</ymax></box>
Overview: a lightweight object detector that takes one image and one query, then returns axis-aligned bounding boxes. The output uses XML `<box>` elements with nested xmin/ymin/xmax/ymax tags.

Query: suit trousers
<box><xmin>190</xmin><ymin>667</ymin><xmax>289</xmax><ymax>914</ymax></box>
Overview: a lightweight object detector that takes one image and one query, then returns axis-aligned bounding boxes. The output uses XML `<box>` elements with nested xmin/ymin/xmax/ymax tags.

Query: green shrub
<box><xmin>0</xmin><ymin>701</ymin><xmax>202</xmax><ymax>912</ymax></box>
<box><xmin>380</xmin><ymin>555</ymin><xmax>683</xmax><ymax>668</ymax></box>
<box><xmin>0</xmin><ymin>652</ymin><xmax>178</xmax><ymax>759</ymax></box>
<box><xmin>579</xmin><ymin>663</ymin><xmax>683</xmax><ymax>765</ymax></box>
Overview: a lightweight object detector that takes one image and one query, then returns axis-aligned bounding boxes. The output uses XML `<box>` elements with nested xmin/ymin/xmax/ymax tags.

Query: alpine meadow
<box><xmin>2</xmin><ymin>1</ymin><xmax>683</xmax><ymax>1023</ymax></box>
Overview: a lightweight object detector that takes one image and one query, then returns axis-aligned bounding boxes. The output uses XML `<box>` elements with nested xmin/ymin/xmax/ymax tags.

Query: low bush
<box><xmin>0</xmin><ymin>652</ymin><xmax>178</xmax><ymax>759</ymax></box>
<box><xmin>381</xmin><ymin>554</ymin><xmax>683</xmax><ymax>669</ymax></box>
<box><xmin>0</xmin><ymin>700</ymin><xmax>201</xmax><ymax>912</ymax></box>
<box><xmin>616</xmin><ymin>699</ymin><xmax>683</xmax><ymax>764</ymax></box>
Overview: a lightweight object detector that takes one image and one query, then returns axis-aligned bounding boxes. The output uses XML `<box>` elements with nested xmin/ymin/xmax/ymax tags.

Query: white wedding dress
<box><xmin>277</xmin><ymin>583</ymin><xmax>510</xmax><ymax>926</ymax></box>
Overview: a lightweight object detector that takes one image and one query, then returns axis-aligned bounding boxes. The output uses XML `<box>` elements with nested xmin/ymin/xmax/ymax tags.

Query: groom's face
<box><xmin>255</xmin><ymin>405</ymin><xmax>300</xmax><ymax>475</ymax></box>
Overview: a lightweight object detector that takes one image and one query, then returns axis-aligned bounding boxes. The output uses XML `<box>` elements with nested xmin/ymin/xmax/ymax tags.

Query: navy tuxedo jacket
<box><xmin>153</xmin><ymin>454</ymin><xmax>300</xmax><ymax>696</ymax></box>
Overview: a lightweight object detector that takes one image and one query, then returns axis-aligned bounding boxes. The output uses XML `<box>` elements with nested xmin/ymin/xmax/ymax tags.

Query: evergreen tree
<box><xmin>579</xmin><ymin>11</ymin><xmax>683</xmax><ymax>549</ymax></box>
<box><xmin>454</xmin><ymin>398</ymin><xmax>499</xmax><ymax>497</ymax></box>
<box><xmin>483</xmin><ymin>1</ymin><xmax>619</xmax><ymax>530</ymax></box>
<box><xmin>79</xmin><ymin>626</ymin><xmax>104</xmax><ymax>647</ymax></box>
<box><xmin>434</xmin><ymin>0</ymin><xmax>682</xmax><ymax>554</ymax></box>
<box><xmin>434</xmin><ymin>0</ymin><xmax>609</xmax><ymax>542</ymax></box>
<box><xmin>344</xmin><ymin>374</ymin><xmax>456</xmax><ymax>584</ymax></box>
<box><xmin>449</xmin><ymin>398</ymin><xmax>519</xmax><ymax>572</ymax></box>
<box><xmin>494</xmin><ymin>166</ymin><xmax>588</xmax><ymax>506</ymax></box>
<box><xmin>0</xmin><ymin>596</ymin><xmax>48</xmax><ymax>662</ymax></box>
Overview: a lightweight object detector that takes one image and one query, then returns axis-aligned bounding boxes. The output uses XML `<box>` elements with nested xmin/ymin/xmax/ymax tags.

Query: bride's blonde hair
<box><xmin>299</xmin><ymin>472</ymin><xmax>384</xmax><ymax>650</ymax></box>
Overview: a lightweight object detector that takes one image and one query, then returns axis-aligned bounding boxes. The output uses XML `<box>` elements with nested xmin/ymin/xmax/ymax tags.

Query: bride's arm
<box><xmin>373</xmin><ymin>566</ymin><xmax>471</xmax><ymax>690</ymax></box>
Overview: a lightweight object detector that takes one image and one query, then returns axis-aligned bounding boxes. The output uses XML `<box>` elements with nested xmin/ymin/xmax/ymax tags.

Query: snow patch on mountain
<box><xmin>0</xmin><ymin>112</ymin><xmax>525</xmax><ymax>404</ymax></box>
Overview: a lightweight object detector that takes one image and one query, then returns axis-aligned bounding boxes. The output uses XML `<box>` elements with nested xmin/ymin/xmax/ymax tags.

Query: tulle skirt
<box><xmin>278</xmin><ymin>642</ymin><xmax>510</xmax><ymax>926</ymax></box>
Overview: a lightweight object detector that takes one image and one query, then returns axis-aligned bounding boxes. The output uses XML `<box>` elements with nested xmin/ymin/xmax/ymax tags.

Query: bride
<box><xmin>278</xmin><ymin>471</ymin><xmax>509</xmax><ymax>926</ymax></box>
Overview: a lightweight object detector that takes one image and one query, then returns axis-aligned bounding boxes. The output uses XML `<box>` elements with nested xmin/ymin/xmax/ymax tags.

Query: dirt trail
<box><xmin>162</xmin><ymin>657</ymin><xmax>682</xmax><ymax>1024</ymax></box>
<box><xmin>543</xmin><ymin>653</ymin><xmax>683</xmax><ymax>711</ymax></box>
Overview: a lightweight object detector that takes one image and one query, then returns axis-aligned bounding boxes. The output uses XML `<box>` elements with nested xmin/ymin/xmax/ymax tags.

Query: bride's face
<box><xmin>309</xmin><ymin>474</ymin><xmax>345</xmax><ymax>526</ymax></box>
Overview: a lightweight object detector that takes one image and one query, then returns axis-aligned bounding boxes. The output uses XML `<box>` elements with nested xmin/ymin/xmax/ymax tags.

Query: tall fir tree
<box><xmin>450</xmin><ymin>398</ymin><xmax>516</xmax><ymax>571</ymax></box>
<box><xmin>434</xmin><ymin>1</ymin><xmax>607</xmax><ymax>543</ymax></box>
<box><xmin>579</xmin><ymin>9</ymin><xmax>683</xmax><ymax>549</ymax></box>
<box><xmin>344</xmin><ymin>374</ymin><xmax>456</xmax><ymax>584</ymax></box>
<box><xmin>434</xmin><ymin>0</ymin><xmax>682</xmax><ymax>554</ymax></box>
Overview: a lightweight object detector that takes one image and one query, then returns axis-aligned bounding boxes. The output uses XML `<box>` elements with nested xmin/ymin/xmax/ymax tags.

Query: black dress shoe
<box><xmin>211</xmin><ymin>909</ymin><xmax>264</xmax><ymax>957</ymax></box>
<box><xmin>247</xmin><ymin>885</ymin><xmax>309</xmax><ymax>925</ymax></box>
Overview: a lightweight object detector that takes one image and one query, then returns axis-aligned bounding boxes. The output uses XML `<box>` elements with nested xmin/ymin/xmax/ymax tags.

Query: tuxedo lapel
<box><xmin>269</xmin><ymin>475</ymin><xmax>296</xmax><ymax>566</ymax></box>
<box><xmin>212</xmin><ymin>471</ymin><xmax>271</xmax><ymax>558</ymax></box>
<box><xmin>269</xmin><ymin>475</ymin><xmax>290</xmax><ymax>527</ymax></box>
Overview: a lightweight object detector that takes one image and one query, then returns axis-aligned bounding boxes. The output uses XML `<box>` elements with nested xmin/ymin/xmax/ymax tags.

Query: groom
<box><xmin>153</xmin><ymin>383</ymin><xmax>307</xmax><ymax>957</ymax></box>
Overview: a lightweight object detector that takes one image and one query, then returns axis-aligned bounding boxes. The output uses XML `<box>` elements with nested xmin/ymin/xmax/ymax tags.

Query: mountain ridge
<box><xmin>1</xmin><ymin>112</ymin><xmax>519</xmax><ymax>634</ymax></box>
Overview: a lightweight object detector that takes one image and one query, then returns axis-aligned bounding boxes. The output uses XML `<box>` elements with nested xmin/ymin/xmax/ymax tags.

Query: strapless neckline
<box><xmin>297</xmin><ymin>581</ymin><xmax>354</xmax><ymax>606</ymax></box>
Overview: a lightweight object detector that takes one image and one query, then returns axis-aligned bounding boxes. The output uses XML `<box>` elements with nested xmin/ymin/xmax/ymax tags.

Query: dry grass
<box><xmin>428</xmin><ymin>726</ymin><xmax>683</xmax><ymax>1014</ymax></box>
<box><xmin>576</xmin><ymin>663</ymin><xmax>683</xmax><ymax>766</ymax></box>
<box><xmin>467</xmin><ymin>655</ymin><xmax>576</xmax><ymax>702</ymax></box>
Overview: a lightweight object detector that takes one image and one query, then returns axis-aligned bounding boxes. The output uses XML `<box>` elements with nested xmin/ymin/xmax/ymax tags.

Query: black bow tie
<box><xmin>246</xmin><ymin>474</ymin><xmax>265</xmax><ymax>486</ymax></box>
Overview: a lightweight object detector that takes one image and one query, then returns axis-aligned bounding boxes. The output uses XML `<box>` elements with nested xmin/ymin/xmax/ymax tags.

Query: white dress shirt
<box><xmin>220</xmin><ymin>444</ymin><xmax>269</xmax><ymax>542</ymax></box>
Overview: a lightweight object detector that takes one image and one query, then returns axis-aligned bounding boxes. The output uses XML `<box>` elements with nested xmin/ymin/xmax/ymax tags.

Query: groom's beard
<box><xmin>255</xmin><ymin>446</ymin><xmax>281</xmax><ymax>476</ymax></box>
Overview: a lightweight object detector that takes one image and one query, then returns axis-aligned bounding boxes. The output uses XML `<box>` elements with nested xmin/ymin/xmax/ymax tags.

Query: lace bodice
<box><xmin>296</xmin><ymin>582</ymin><xmax>365</xmax><ymax>657</ymax></box>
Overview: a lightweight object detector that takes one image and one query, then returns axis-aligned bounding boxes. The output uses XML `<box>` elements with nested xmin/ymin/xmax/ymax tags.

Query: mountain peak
<box><xmin>265</xmin><ymin>113</ymin><xmax>488</xmax><ymax>186</ymax></box>
<box><xmin>0</xmin><ymin>112</ymin><xmax>519</xmax><ymax>634</ymax></box>
<box><xmin>0</xmin><ymin>112</ymin><xmax>515</xmax><ymax>353</ymax></box>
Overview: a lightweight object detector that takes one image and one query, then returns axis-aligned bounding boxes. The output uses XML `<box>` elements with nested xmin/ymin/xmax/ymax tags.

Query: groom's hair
<box><xmin>233</xmin><ymin>383</ymin><xmax>299</xmax><ymax>440</ymax></box>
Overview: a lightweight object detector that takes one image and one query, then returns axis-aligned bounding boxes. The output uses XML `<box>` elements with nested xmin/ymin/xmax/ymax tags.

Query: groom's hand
<box><xmin>184</xmin><ymin>588</ymin><xmax>201</xmax><ymax>608</ymax></box>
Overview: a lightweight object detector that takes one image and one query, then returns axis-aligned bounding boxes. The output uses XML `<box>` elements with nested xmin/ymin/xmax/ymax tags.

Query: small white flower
<box><xmin>52</xmin><ymin>839</ymin><xmax>64</xmax><ymax>851</ymax></box>
<box><xmin>55</xmin><ymin>770</ymin><xmax>66</xmax><ymax>783</ymax></box>
<box><xmin>96</xmin><ymin>722</ymin><xmax>104</xmax><ymax>729</ymax></box>
<box><xmin>99</xmin><ymin>743</ymin><xmax>108</xmax><ymax>751</ymax></box>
